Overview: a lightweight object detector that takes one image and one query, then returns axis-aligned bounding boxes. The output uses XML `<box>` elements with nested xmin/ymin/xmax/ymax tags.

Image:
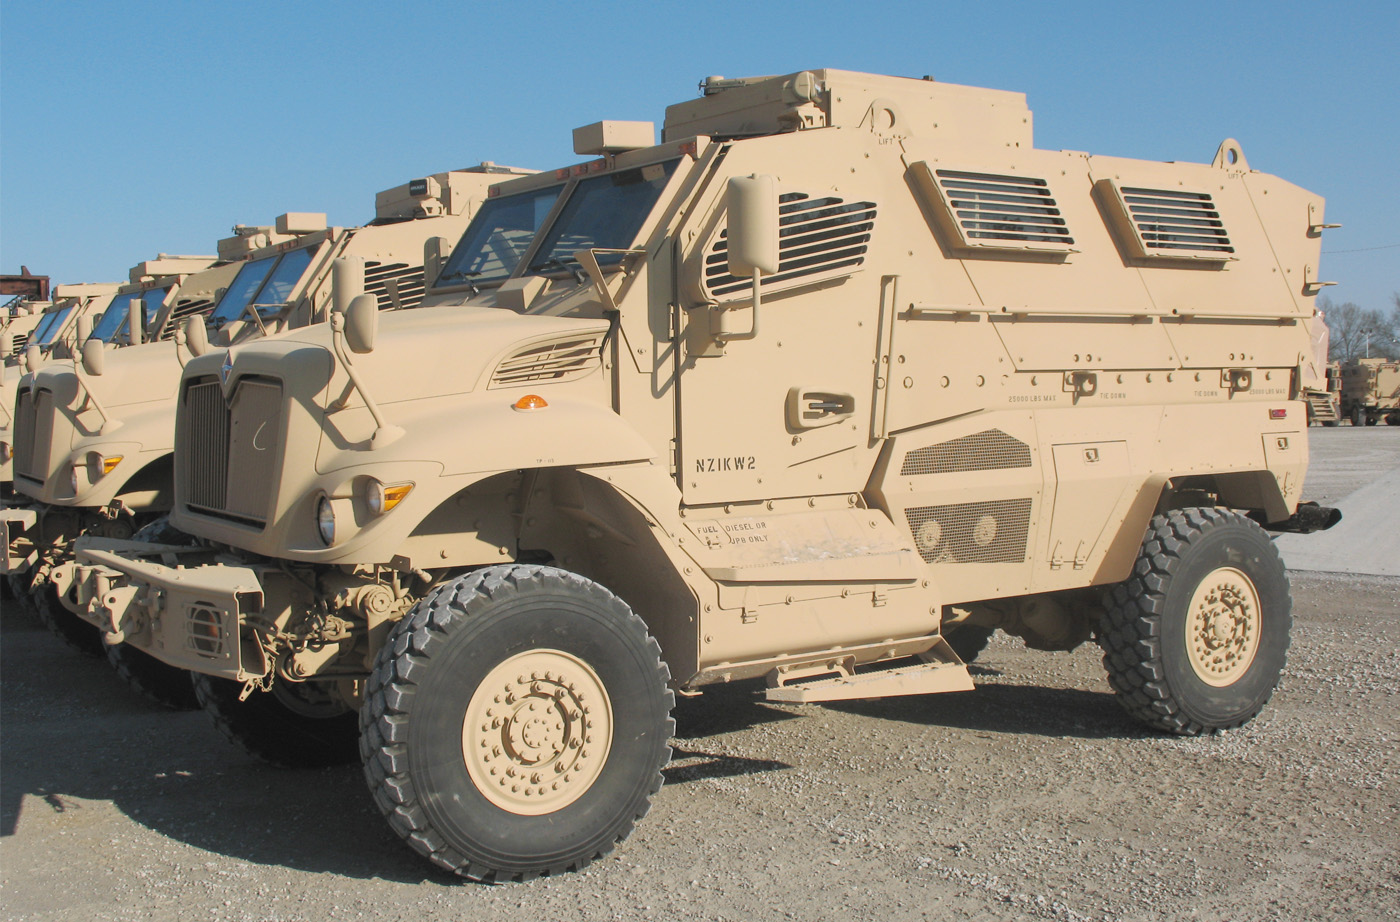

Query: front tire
<box><xmin>1098</xmin><ymin>508</ymin><xmax>1291</xmax><ymax>735</ymax></box>
<box><xmin>106</xmin><ymin>644</ymin><xmax>200</xmax><ymax>710</ymax></box>
<box><xmin>194</xmin><ymin>674</ymin><xmax>361</xmax><ymax>768</ymax></box>
<box><xmin>34</xmin><ymin>582</ymin><xmax>105</xmax><ymax>657</ymax></box>
<box><xmin>361</xmin><ymin>565</ymin><xmax>674</xmax><ymax>881</ymax></box>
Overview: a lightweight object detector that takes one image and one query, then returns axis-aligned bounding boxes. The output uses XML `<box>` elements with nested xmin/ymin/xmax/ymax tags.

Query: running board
<box><xmin>765</xmin><ymin>640</ymin><xmax>974</xmax><ymax>703</ymax></box>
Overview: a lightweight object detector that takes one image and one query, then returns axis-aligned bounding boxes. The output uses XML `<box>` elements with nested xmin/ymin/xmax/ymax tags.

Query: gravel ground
<box><xmin>2</xmin><ymin>430</ymin><xmax>1397</xmax><ymax>922</ymax></box>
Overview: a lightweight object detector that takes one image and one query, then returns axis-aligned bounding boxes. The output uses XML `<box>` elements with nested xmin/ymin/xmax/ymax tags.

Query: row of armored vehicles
<box><xmin>4</xmin><ymin>70</ymin><xmax>1342</xmax><ymax>881</ymax></box>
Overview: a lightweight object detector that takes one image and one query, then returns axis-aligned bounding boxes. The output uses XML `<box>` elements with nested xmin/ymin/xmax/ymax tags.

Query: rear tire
<box><xmin>194</xmin><ymin>674</ymin><xmax>361</xmax><ymax>768</ymax></box>
<box><xmin>1098</xmin><ymin>508</ymin><xmax>1291</xmax><ymax>735</ymax></box>
<box><xmin>361</xmin><ymin>564</ymin><xmax>674</xmax><ymax>881</ymax></box>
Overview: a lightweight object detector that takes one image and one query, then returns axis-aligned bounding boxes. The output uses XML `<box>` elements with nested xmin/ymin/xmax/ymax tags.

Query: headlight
<box><xmin>70</xmin><ymin>464</ymin><xmax>81</xmax><ymax>495</ymax></box>
<box><xmin>364</xmin><ymin>478</ymin><xmax>413</xmax><ymax>516</ymax></box>
<box><xmin>316</xmin><ymin>494</ymin><xmax>336</xmax><ymax>545</ymax></box>
<box><xmin>0</xmin><ymin>441</ymin><xmax>10</xmax><ymax>464</ymax></box>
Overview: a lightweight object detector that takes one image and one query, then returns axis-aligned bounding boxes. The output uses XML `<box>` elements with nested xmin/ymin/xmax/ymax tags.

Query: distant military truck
<box><xmin>1339</xmin><ymin>358</ymin><xmax>1400</xmax><ymax>426</ymax></box>
<box><xmin>2</xmin><ymin>283</ymin><xmax>128</xmax><ymax>495</ymax></box>
<box><xmin>5</xmin><ymin>166</ymin><xmax>527</xmax><ymax>700</ymax></box>
<box><xmin>69</xmin><ymin>70</ymin><xmax>1338</xmax><ymax>880</ymax></box>
<box><xmin>3</xmin><ymin>297</ymin><xmax>50</xmax><ymax>360</ymax></box>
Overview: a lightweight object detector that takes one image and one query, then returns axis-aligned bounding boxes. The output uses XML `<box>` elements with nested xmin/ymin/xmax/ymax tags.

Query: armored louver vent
<box><xmin>703</xmin><ymin>192</ymin><xmax>875</xmax><ymax>298</ymax></box>
<box><xmin>907</xmin><ymin>498</ymin><xmax>1033</xmax><ymax>565</ymax></box>
<box><xmin>365</xmin><ymin>262</ymin><xmax>427</xmax><ymax>310</ymax></box>
<box><xmin>1118</xmin><ymin>186</ymin><xmax>1234</xmax><ymax>257</ymax></box>
<box><xmin>9</xmin><ymin>332</ymin><xmax>28</xmax><ymax>353</ymax></box>
<box><xmin>935</xmin><ymin>169</ymin><xmax>1074</xmax><ymax>248</ymax></box>
<box><xmin>157</xmin><ymin>297</ymin><xmax>214</xmax><ymax>341</ymax></box>
<box><xmin>901</xmin><ymin>430</ymin><xmax>1032</xmax><ymax>477</ymax></box>
<box><xmin>489</xmin><ymin>335</ymin><xmax>604</xmax><ymax>388</ymax></box>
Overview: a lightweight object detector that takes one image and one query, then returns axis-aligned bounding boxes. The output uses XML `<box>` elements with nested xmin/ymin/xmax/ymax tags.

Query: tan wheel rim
<box><xmin>1185</xmin><ymin>567</ymin><xmax>1262</xmax><ymax>687</ymax></box>
<box><xmin>462</xmin><ymin>649</ymin><xmax>613</xmax><ymax>816</ymax></box>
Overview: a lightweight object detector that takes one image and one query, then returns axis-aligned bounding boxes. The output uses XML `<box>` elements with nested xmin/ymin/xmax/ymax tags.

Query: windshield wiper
<box><xmin>437</xmin><ymin>269</ymin><xmax>483</xmax><ymax>285</ymax></box>
<box><xmin>536</xmin><ymin>256</ymin><xmax>587</xmax><ymax>284</ymax></box>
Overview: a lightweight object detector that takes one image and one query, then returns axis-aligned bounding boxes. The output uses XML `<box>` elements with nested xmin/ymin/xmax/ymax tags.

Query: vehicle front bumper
<box><xmin>1</xmin><ymin>505</ymin><xmax>38</xmax><ymax>574</ymax></box>
<box><xmin>69</xmin><ymin>537</ymin><xmax>269</xmax><ymax>681</ymax></box>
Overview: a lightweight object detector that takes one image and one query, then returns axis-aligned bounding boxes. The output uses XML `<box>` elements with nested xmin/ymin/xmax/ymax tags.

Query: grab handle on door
<box><xmin>787</xmin><ymin>387</ymin><xmax>855</xmax><ymax>429</ymax></box>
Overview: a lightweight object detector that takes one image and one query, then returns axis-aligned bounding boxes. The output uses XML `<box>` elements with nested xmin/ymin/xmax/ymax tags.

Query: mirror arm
<box><xmin>713</xmin><ymin>273</ymin><xmax>762</xmax><ymax>342</ymax></box>
<box><xmin>328</xmin><ymin>311</ymin><xmax>401</xmax><ymax>448</ymax></box>
<box><xmin>173</xmin><ymin>326</ymin><xmax>189</xmax><ymax>369</ymax></box>
<box><xmin>70</xmin><ymin>352</ymin><xmax>121</xmax><ymax>434</ymax></box>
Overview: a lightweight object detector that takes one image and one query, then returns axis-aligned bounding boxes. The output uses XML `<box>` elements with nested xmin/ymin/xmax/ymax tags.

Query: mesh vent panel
<box><xmin>489</xmin><ymin>335</ymin><xmax>603</xmax><ymax>388</ymax></box>
<box><xmin>936</xmin><ymin>170</ymin><xmax>1073</xmax><ymax>245</ymax></box>
<box><xmin>704</xmin><ymin>192</ymin><xmax>875</xmax><ymax>297</ymax></box>
<box><xmin>906</xmin><ymin>498</ymin><xmax>1033</xmax><ymax>564</ymax></box>
<box><xmin>1120</xmin><ymin>186</ymin><xmax>1233</xmax><ymax>255</ymax></box>
<box><xmin>365</xmin><ymin>262</ymin><xmax>427</xmax><ymax>310</ymax></box>
<box><xmin>901</xmin><ymin>429</ymin><xmax>1032</xmax><ymax>476</ymax></box>
<box><xmin>157</xmin><ymin>297</ymin><xmax>214</xmax><ymax>341</ymax></box>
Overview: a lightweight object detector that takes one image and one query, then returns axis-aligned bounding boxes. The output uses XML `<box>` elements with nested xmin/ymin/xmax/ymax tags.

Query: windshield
<box><xmin>436</xmin><ymin>186</ymin><xmax>563</xmax><ymax>288</ymax></box>
<box><xmin>141</xmin><ymin>288</ymin><xmax>168</xmax><ymax>330</ymax></box>
<box><xmin>33</xmin><ymin>305</ymin><xmax>75</xmax><ymax>346</ymax></box>
<box><xmin>526</xmin><ymin>160</ymin><xmax>679</xmax><ymax>274</ymax></box>
<box><xmin>91</xmin><ymin>293</ymin><xmax>137</xmax><ymax>343</ymax></box>
<box><xmin>251</xmin><ymin>245</ymin><xmax>314</xmax><ymax>313</ymax></box>
<box><xmin>209</xmin><ymin>255</ymin><xmax>277</xmax><ymax>325</ymax></box>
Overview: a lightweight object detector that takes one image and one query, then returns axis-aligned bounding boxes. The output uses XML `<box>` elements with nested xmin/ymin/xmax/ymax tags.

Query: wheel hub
<box><xmin>462</xmin><ymin>649</ymin><xmax>613</xmax><ymax>815</ymax></box>
<box><xmin>1186</xmin><ymin>567</ymin><xmax>1262</xmax><ymax>687</ymax></box>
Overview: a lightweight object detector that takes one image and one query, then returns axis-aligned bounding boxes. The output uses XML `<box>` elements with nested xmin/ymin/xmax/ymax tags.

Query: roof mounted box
<box><xmin>276</xmin><ymin>212</ymin><xmax>327</xmax><ymax>235</ymax></box>
<box><xmin>573</xmin><ymin>121</ymin><xmax>655</xmax><ymax>156</ymax></box>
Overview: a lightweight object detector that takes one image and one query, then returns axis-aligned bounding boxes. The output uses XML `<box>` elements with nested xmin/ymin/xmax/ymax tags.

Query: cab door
<box><xmin>675</xmin><ymin>168</ymin><xmax>886</xmax><ymax>506</ymax></box>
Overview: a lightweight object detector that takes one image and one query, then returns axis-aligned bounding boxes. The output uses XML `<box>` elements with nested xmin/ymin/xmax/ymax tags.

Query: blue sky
<box><xmin>2</xmin><ymin>0</ymin><xmax>1396</xmax><ymax>311</ymax></box>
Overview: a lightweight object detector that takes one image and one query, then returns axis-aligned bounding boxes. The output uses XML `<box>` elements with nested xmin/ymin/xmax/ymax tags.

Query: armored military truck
<box><xmin>1340</xmin><ymin>357</ymin><xmax>1400</xmax><ymax>425</ymax></box>
<box><xmin>5</xmin><ymin>166</ymin><xmax>527</xmax><ymax>696</ymax></box>
<box><xmin>67</xmin><ymin>70</ymin><xmax>1338</xmax><ymax>880</ymax></box>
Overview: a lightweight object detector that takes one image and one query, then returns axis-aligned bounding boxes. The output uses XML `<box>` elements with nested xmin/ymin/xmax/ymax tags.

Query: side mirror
<box><xmin>76</xmin><ymin>315</ymin><xmax>94</xmax><ymax>343</ymax></box>
<box><xmin>423</xmin><ymin>236</ymin><xmax>450</xmax><ymax>288</ymax></box>
<box><xmin>82</xmin><ymin>338</ymin><xmax>106</xmax><ymax>377</ymax></box>
<box><xmin>332</xmin><ymin>257</ymin><xmax>366</xmax><ymax>317</ymax></box>
<box><xmin>726</xmin><ymin>175</ymin><xmax>780</xmax><ymax>278</ymax></box>
<box><xmin>25</xmin><ymin>343</ymin><xmax>41</xmax><ymax>374</ymax></box>
<box><xmin>127</xmin><ymin>297</ymin><xmax>144</xmax><ymax>345</ymax></box>
<box><xmin>344</xmin><ymin>293</ymin><xmax>378</xmax><ymax>355</ymax></box>
<box><xmin>184</xmin><ymin>316</ymin><xmax>209</xmax><ymax>356</ymax></box>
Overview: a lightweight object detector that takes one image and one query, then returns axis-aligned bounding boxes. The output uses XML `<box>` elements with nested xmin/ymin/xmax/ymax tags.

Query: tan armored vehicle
<box><xmin>65</xmin><ymin>70</ymin><xmax>1339</xmax><ymax>880</ymax></box>
<box><xmin>4</xmin><ymin>166</ymin><xmax>527</xmax><ymax>698</ymax></box>
<box><xmin>2</xmin><ymin>283</ymin><xmax>127</xmax><ymax>492</ymax></box>
<box><xmin>1339</xmin><ymin>357</ymin><xmax>1400</xmax><ymax>426</ymax></box>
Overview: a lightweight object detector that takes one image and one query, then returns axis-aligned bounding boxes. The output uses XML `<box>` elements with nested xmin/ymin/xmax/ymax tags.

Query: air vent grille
<box><xmin>703</xmin><ymin>192</ymin><xmax>875</xmax><ymax>297</ymax></box>
<box><xmin>906</xmin><ymin>498</ymin><xmax>1033</xmax><ymax>565</ymax></box>
<box><xmin>902</xmin><ymin>429</ymin><xmax>1032</xmax><ymax>476</ymax></box>
<box><xmin>157</xmin><ymin>297</ymin><xmax>214</xmax><ymax>341</ymax></box>
<box><xmin>489</xmin><ymin>335</ymin><xmax>604</xmax><ymax>388</ymax></box>
<box><xmin>934</xmin><ymin>169</ymin><xmax>1073</xmax><ymax>247</ymax></box>
<box><xmin>1120</xmin><ymin>186</ymin><xmax>1234</xmax><ymax>255</ymax></box>
<box><xmin>365</xmin><ymin>262</ymin><xmax>427</xmax><ymax>310</ymax></box>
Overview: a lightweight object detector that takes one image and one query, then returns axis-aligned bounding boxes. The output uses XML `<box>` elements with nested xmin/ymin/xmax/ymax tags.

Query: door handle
<box><xmin>787</xmin><ymin>387</ymin><xmax>855</xmax><ymax>429</ymax></box>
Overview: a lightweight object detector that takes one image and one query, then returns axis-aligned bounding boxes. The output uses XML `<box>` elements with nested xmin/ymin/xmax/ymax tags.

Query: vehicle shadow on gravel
<box><xmin>827</xmin><ymin>682</ymin><xmax>1146</xmax><ymax>740</ymax></box>
<box><xmin>0</xmin><ymin>609</ymin><xmax>452</xmax><ymax>884</ymax></box>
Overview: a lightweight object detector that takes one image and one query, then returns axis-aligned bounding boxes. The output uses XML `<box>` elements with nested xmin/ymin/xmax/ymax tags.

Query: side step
<box><xmin>765</xmin><ymin>640</ymin><xmax>974</xmax><ymax>703</ymax></box>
